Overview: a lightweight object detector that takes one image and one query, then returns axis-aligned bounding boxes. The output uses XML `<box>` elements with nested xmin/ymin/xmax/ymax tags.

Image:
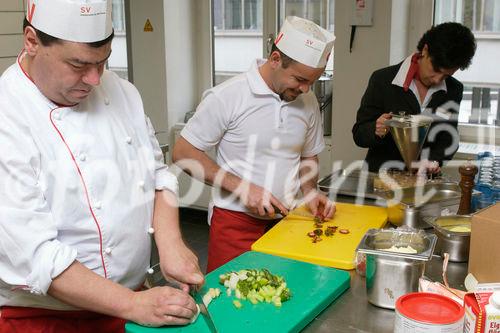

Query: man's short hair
<box><xmin>270</xmin><ymin>44</ymin><xmax>296</xmax><ymax>68</ymax></box>
<box><xmin>23</xmin><ymin>17</ymin><xmax>114</xmax><ymax>48</ymax></box>
<box><xmin>417</xmin><ymin>22</ymin><xmax>476</xmax><ymax>71</ymax></box>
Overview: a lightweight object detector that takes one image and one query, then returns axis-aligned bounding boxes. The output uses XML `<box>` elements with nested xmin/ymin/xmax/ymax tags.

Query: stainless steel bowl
<box><xmin>381</xmin><ymin>182</ymin><xmax>463</xmax><ymax>229</ymax></box>
<box><xmin>357</xmin><ymin>228</ymin><xmax>437</xmax><ymax>309</ymax></box>
<box><xmin>425</xmin><ymin>215</ymin><xmax>471</xmax><ymax>262</ymax></box>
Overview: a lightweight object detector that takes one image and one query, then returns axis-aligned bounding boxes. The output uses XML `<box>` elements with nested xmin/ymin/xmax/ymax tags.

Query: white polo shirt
<box><xmin>181</xmin><ymin>59</ymin><xmax>324</xmax><ymax>217</ymax></box>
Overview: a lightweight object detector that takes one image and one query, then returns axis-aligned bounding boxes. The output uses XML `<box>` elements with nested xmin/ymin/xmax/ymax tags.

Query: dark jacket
<box><xmin>352</xmin><ymin>62</ymin><xmax>463</xmax><ymax>172</ymax></box>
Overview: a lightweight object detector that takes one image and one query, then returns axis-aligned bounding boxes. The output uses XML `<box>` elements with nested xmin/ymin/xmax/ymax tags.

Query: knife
<box><xmin>191</xmin><ymin>289</ymin><xmax>218</xmax><ymax>333</ymax></box>
<box><xmin>159</xmin><ymin>276</ymin><xmax>218</xmax><ymax>332</ymax></box>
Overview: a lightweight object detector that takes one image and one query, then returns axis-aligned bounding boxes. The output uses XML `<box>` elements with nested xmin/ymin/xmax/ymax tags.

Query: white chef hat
<box><xmin>275</xmin><ymin>16</ymin><xmax>335</xmax><ymax>68</ymax></box>
<box><xmin>26</xmin><ymin>0</ymin><xmax>113</xmax><ymax>43</ymax></box>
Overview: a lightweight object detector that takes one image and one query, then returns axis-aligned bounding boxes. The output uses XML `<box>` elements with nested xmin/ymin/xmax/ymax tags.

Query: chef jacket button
<box><xmin>147</xmin><ymin>227</ymin><xmax>155</xmax><ymax>234</ymax></box>
<box><xmin>147</xmin><ymin>267</ymin><xmax>154</xmax><ymax>274</ymax></box>
<box><xmin>125</xmin><ymin>136</ymin><xmax>132</xmax><ymax>144</ymax></box>
<box><xmin>104</xmin><ymin>97</ymin><xmax>110</xmax><ymax>105</ymax></box>
<box><xmin>104</xmin><ymin>247</ymin><xmax>112</xmax><ymax>255</ymax></box>
<box><xmin>138</xmin><ymin>180</ymin><xmax>145</xmax><ymax>190</ymax></box>
<box><xmin>94</xmin><ymin>201</ymin><xmax>102</xmax><ymax>210</ymax></box>
<box><xmin>79</xmin><ymin>153</ymin><xmax>87</xmax><ymax>162</ymax></box>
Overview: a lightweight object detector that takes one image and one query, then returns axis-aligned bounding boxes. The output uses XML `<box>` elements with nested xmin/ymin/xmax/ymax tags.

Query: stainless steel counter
<box><xmin>300</xmin><ymin>193</ymin><xmax>469</xmax><ymax>332</ymax></box>
<box><xmin>302</xmin><ymin>257</ymin><xmax>468</xmax><ymax>332</ymax></box>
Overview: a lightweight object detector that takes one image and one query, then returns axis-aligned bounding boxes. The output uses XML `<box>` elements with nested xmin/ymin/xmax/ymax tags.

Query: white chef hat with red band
<box><xmin>27</xmin><ymin>0</ymin><xmax>113</xmax><ymax>43</ymax></box>
<box><xmin>275</xmin><ymin>16</ymin><xmax>335</xmax><ymax>68</ymax></box>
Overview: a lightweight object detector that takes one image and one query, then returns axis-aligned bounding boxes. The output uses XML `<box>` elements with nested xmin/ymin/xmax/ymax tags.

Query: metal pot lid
<box><xmin>356</xmin><ymin>228</ymin><xmax>437</xmax><ymax>261</ymax></box>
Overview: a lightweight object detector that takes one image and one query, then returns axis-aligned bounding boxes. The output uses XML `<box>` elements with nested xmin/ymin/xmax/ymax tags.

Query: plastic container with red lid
<box><xmin>394</xmin><ymin>292</ymin><xmax>464</xmax><ymax>333</ymax></box>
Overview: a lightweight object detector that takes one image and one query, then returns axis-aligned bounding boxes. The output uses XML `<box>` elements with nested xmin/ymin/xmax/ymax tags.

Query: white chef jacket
<box><xmin>0</xmin><ymin>57</ymin><xmax>178</xmax><ymax>310</ymax></box>
<box><xmin>181</xmin><ymin>59</ymin><xmax>324</xmax><ymax>219</ymax></box>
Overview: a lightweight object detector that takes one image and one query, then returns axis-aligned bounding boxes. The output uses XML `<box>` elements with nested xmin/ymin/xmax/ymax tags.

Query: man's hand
<box><xmin>415</xmin><ymin>160</ymin><xmax>441</xmax><ymax>175</ymax></box>
<box><xmin>47</xmin><ymin>261</ymin><xmax>199</xmax><ymax>328</ymax></box>
<box><xmin>126</xmin><ymin>286</ymin><xmax>198</xmax><ymax>327</ymax></box>
<box><xmin>236</xmin><ymin>181</ymin><xmax>289</xmax><ymax>218</ymax></box>
<box><xmin>375</xmin><ymin>113</ymin><xmax>392</xmax><ymax>138</ymax></box>
<box><xmin>304</xmin><ymin>191</ymin><xmax>336</xmax><ymax>220</ymax></box>
<box><xmin>159</xmin><ymin>238</ymin><xmax>204</xmax><ymax>292</ymax></box>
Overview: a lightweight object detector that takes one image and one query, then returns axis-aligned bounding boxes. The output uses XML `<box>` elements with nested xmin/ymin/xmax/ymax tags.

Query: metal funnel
<box><xmin>385</xmin><ymin>114</ymin><xmax>433</xmax><ymax>170</ymax></box>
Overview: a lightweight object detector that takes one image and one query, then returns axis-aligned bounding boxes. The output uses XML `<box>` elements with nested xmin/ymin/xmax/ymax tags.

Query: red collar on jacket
<box><xmin>403</xmin><ymin>53</ymin><xmax>420</xmax><ymax>92</ymax></box>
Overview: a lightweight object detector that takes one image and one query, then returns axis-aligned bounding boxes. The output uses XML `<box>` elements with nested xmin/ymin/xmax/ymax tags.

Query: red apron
<box><xmin>0</xmin><ymin>306</ymin><xmax>125</xmax><ymax>333</ymax></box>
<box><xmin>206</xmin><ymin>207</ymin><xmax>280</xmax><ymax>273</ymax></box>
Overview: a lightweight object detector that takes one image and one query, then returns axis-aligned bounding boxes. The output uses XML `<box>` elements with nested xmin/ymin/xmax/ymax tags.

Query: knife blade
<box><xmin>191</xmin><ymin>289</ymin><xmax>218</xmax><ymax>333</ymax></box>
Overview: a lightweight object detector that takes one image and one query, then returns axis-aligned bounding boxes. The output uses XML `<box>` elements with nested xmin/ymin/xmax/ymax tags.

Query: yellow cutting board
<box><xmin>251</xmin><ymin>202</ymin><xmax>387</xmax><ymax>270</ymax></box>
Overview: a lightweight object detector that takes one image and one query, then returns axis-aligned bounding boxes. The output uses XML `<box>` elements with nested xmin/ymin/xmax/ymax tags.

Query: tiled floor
<box><xmin>179</xmin><ymin>207</ymin><xmax>210</xmax><ymax>273</ymax></box>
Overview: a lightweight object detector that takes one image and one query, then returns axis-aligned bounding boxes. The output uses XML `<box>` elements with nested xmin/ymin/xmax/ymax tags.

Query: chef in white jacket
<box><xmin>0</xmin><ymin>1</ymin><xmax>203</xmax><ymax>332</ymax></box>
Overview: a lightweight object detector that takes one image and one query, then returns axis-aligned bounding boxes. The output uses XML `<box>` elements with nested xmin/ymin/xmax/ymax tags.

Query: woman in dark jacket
<box><xmin>352</xmin><ymin>22</ymin><xmax>476</xmax><ymax>173</ymax></box>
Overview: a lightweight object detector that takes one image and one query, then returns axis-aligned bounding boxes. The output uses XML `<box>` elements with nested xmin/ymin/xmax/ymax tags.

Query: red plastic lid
<box><xmin>396</xmin><ymin>292</ymin><xmax>464</xmax><ymax>325</ymax></box>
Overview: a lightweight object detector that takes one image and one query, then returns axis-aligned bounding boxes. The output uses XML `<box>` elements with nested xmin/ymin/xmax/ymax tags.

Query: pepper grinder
<box><xmin>457</xmin><ymin>161</ymin><xmax>478</xmax><ymax>215</ymax></box>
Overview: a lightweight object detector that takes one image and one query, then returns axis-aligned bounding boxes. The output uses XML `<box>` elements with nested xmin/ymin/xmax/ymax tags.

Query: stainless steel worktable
<box><xmin>301</xmin><ymin>256</ymin><xmax>467</xmax><ymax>332</ymax></box>
<box><xmin>302</xmin><ymin>195</ymin><xmax>469</xmax><ymax>333</ymax></box>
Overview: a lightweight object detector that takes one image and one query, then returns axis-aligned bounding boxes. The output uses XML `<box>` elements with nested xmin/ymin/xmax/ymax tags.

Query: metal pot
<box><xmin>382</xmin><ymin>182</ymin><xmax>463</xmax><ymax>228</ymax></box>
<box><xmin>365</xmin><ymin>255</ymin><xmax>426</xmax><ymax>309</ymax></box>
<box><xmin>357</xmin><ymin>228</ymin><xmax>437</xmax><ymax>309</ymax></box>
<box><xmin>426</xmin><ymin>215</ymin><xmax>471</xmax><ymax>262</ymax></box>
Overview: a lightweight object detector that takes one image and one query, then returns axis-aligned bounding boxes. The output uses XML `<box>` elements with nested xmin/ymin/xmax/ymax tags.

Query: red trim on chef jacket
<box><xmin>206</xmin><ymin>207</ymin><xmax>281</xmax><ymax>273</ymax></box>
<box><xmin>49</xmin><ymin>107</ymin><xmax>108</xmax><ymax>278</ymax></box>
<box><xmin>17</xmin><ymin>52</ymin><xmax>108</xmax><ymax>274</ymax></box>
<box><xmin>17</xmin><ymin>53</ymin><xmax>77</xmax><ymax>108</ymax></box>
<box><xmin>0</xmin><ymin>306</ymin><xmax>125</xmax><ymax>333</ymax></box>
<box><xmin>403</xmin><ymin>53</ymin><xmax>420</xmax><ymax>92</ymax></box>
<box><xmin>16</xmin><ymin>52</ymin><xmax>108</xmax><ymax>276</ymax></box>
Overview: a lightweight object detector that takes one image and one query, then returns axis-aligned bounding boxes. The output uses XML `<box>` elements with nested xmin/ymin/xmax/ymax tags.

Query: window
<box><xmin>211</xmin><ymin>0</ymin><xmax>335</xmax><ymax>85</ymax></box>
<box><xmin>435</xmin><ymin>0</ymin><xmax>500</xmax><ymax>32</ymax></box>
<box><xmin>278</xmin><ymin>0</ymin><xmax>335</xmax><ymax>31</ymax></box>
<box><xmin>278</xmin><ymin>0</ymin><xmax>335</xmax><ymax>71</ymax></box>
<box><xmin>212</xmin><ymin>0</ymin><xmax>264</xmax><ymax>85</ymax></box>
<box><xmin>213</xmin><ymin>0</ymin><xmax>263</xmax><ymax>31</ymax></box>
<box><xmin>434</xmin><ymin>0</ymin><xmax>500</xmax><ymax>128</ymax></box>
<box><xmin>107</xmin><ymin>0</ymin><xmax>128</xmax><ymax>80</ymax></box>
<box><xmin>112</xmin><ymin>0</ymin><xmax>126</xmax><ymax>33</ymax></box>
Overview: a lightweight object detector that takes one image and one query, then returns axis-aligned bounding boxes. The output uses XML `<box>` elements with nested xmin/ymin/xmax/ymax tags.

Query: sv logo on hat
<box><xmin>80</xmin><ymin>6</ymin><xmax>92</xmax><ymax>14</ymax></box>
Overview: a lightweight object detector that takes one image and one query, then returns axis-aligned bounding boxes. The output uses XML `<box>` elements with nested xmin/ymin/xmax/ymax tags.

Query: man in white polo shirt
<box><xmin>173</xmin><ymin>16</ymin><xmax>336</xmax><ymax>272</ymax></box>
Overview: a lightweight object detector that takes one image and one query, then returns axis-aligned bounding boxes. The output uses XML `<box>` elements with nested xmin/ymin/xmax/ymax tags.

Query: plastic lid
<box><xmin>396</xmin><ymin>293</ymin><xmax>464</xmax><ymax>325</ymax></box>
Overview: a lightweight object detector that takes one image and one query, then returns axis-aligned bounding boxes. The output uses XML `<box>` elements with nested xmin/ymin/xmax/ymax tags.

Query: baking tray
<box><xmin>356</xmin><ymin>228</ymin><xmax>437</xmax><ymax>261</ymax></box>
<box><xmin>378</xmin><ymin>182</ymin><xmax>462</xmax><ymax>208</ymax></box>
<box><xmin>318</xmin><ymin>169</ymin><xmax>381</xmax><ymax>199</ymax></box>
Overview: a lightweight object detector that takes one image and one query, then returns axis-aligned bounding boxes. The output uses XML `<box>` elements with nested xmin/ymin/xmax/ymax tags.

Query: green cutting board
<box><xmin>126</xmin><ymin>251</ymin><xmax>350</xmax><ymax>333</ymax></box>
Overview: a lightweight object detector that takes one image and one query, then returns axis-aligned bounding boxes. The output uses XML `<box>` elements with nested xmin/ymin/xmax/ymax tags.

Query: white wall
<box><xmin>389</xmin><ymin>0</ymin><xmax>410</xmax><ymax>65</ymax></box>
<box><xmin>163</xmin><ymin>1</ymin><xmax>199</xmax><ymax>129</ymax></box>
<box><xmin>126</xmin><ymin>0</ymin><xmax>169</xmax><ymax>143</ymax></box>
<box><xmin>0</xmin><ymin>0</ymin><xmax>25</xmax><ymax>73</ymax></box>
<box><xmin>127</xmin><ymin>0</ymin><xmax>212</xmax><ymax>145</ymax></box>
<box><xmin>193</xmin><ymin>0</ymin><xmax>213</xmax><ymax>101</ymax></box>
<box><xmin>330</xmin><ymin>0</ymin><xmax>393</xmax><ymax>169</ymax></box>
